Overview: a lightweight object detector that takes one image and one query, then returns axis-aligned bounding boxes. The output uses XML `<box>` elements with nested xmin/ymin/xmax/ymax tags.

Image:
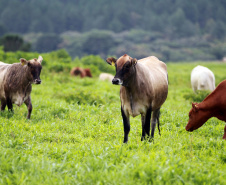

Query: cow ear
<box><xmin>132</xmin><ymin>58</ymin><xmax>137</xmax><ymax>66</ymax></box>
<box><xmin>192</xmin><ymin>102</ymin><xmax>199</xmax><ymax>112</ymax></box>
<box><xmin>20</xmin><ymin>58</ymin><xmax>28</xmax><ymax>66</ymax></box>
<box><xmin>38</xmin><ymin>55</ymin><xmax>43</xmax><ymax>63</ymax></box>
<box><xmin>106</xmin><ymin>57</ymin><xmax>117</xmax><ymax>66</ymax></box>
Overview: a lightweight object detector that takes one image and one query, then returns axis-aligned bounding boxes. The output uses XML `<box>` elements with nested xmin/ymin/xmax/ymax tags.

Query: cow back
<box><xmin>120</xmin><ymin>56</ymin><xmax>168</xmax><ymax>116</ymax></box>
<box><xmin>0</xmin><ymin>62</ymin><xmax>11</xmax><ymax>98</ymax></box>
<box><xmin>136</xmin><ymin>56</ymin><xmax>168</xmax><ymax>109</ymax></box>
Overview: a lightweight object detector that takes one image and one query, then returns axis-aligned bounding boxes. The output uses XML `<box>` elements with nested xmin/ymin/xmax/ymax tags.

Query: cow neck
<box><xmin>197</xmin><ymin>91</ymin><xmax>219</xmax><ymax>119</ymax></box>
<box><xmin>124</xmin><ymin>65</ymin><xmax>137</xmax><ymax>113</ymax></box>
<box><xmin>198</xmin><ymin>108</ymin><xmax>213</xmax><ymax>124</ymax></box>
<box><xmin>22</xmin><ymin>66</ymin><xmax>33</xmax><ymax>86</ymax></box>
<box><xmin>21</xmin><ymin>66</ymin><xmax>32</xmax><ymax>101</ymax></box>
<box><xmin>199</xmin><ymin>90</ymin><xmax>217</xmax><ymax>111</ymax></box>
<box><xmin>7</xmin><ymin>64</ymin><xmax>31</xmax><ymax>90</ymax></box>
<box><xmin>17</xmin><ymin>65</ymin><xmax>32</xmax><ymax>93</ymax></box>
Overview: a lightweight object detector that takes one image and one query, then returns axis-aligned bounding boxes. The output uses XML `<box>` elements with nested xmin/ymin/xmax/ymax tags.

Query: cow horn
<box><xmin>38</xmin><ymin>55</ymin><xmax>43</xmax><ymax>63</ymax></box>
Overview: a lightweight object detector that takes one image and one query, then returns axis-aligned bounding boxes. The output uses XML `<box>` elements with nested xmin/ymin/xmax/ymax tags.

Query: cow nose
<box><xmin>35</xmin><ymin>79</ymin><xmax>42</xmax><ymax>84</ymax></box>
<box><xmin>112</xmin><ymin>78</ymin><xmax>119</xmax><ymax>85</ymax></box>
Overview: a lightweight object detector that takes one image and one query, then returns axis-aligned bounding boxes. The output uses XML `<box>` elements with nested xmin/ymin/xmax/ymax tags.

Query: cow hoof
<box><xmin>141</xmin><ymin>136</ymin><xmax>145</xmax><ymax>141</ymax></box>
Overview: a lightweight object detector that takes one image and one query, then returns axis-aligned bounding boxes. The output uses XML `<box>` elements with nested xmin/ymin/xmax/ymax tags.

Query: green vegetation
<box><xmin>0</xmin><ymin>49</ymin><xmax>225</xmax><ymax>184</ymax></box>
<box><xmin>0</xmin><ymin>0</ymin><xmax>226</xmax><ymax>61</ymax></box>
<box><xmin>0</xmin><ymin>34</ymin><xmax>31</xmax><ymax>52</ymax></box>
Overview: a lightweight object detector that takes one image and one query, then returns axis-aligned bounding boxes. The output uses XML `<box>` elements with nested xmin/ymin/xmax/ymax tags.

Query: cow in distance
<box><xmin>191</xmin><ymin>65</ymin><xmax>215</xmax><ymax>93</ymax></box>
<box><xmin>99</xmin><ymin>73</ymin><xmax>114</xmax><ymax>82</ymax></box>
<box><xmin>70</xmin><ymin>67</ymin><xmax>92</xmax><ymax>78</ymax></box>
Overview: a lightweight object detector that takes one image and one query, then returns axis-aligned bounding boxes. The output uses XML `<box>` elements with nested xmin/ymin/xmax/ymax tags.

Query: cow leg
<box><xmin>156</xmin><ymin>109</ymin><xmax>161</xmax><ymax>136</ymax></box>
<box><xmin>6</xmin><ymin>97</ymin><xmax>13</xmax><ymax>111</ymax></box>
<box><xmin>141</xmin><ymin>115</ymin><xmax>146</xmax><ymax>141</ymax></box>
<box><xmin>121</xmin><ymin>106</ymin><xmax>130</xmax><ymax>143</ymax></box>
<box><xmin>141</xmin><ymin>106</ymin><xmax>152</xmax><ymax>141</ymax></box>
<box><xmin>1</xmin><ymin>99</ymin><xmax>7</xmax><ymax>111</ymax></box>
<box><xmin>24</xmin><ymin>96</ymin><xmax>32</xmax><ymax>119</ymax></box>
<box><xmin>150</xmin><ymin>108</ymin><xmax>160</xmax><ymax>140</ymax></box>
<box><xmin>223</xmin><ymin>125</ymin><xmax>226</xmax><ymax>140</ymax></box>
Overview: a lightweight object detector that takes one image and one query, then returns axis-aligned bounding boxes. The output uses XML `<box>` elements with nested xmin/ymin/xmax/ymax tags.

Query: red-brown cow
<box><xmin>106</xmin><ymin>54</ymin><xmax>168</xmax><ymax>143</ymax></box>
<box><xmin>0</xmin><ymin>56</ymin><xmax>43</xmax><ymax>119</ymax></box>
<box><xmin>186</xmin><ymin>80</ymin><xmax>226</xmax><ymax>140</ymax></box>
<box><xmin>70</xmin><ymin>67</ymin><xmax>92</xmax><ymax>78</ymax></box>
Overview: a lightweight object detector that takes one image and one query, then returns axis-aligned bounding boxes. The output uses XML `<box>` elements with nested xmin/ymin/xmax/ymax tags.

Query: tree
<box><xmin>34</xmin><ymin>34</ymin><xmax>62</xmax><ymax>53</ymax></box>
<box><xmin>82</xmin><ymin>30</ymin><xmax>115</xmax><ymax>56</ymax></box>
<box><xmin>210</xmin><ymin>45</ymin><xmax>226</xmax><ymax>60</ymax></box>
<box><xmin>0</xmin><ymin>24</ymin><xmax>7</xmax><ymax>37</ymax></box>
<box><xmin>1</xmin><ymin>34</ymin><xmax>30</xmax><ymax>52</ymax></box>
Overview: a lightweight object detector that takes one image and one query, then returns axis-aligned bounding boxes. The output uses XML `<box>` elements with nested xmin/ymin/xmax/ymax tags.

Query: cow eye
<box><xmin>124</xmin><ymin>63</ymin><xmax>131</xmax><ymax>69</ymax></box>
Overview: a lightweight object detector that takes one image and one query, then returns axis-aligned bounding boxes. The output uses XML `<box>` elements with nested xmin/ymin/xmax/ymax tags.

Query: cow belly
<box><xmin>12</xmin><ymin>93</ymin><xmax>26</xmax><ymax>106</ymax></box>
<box><xmin>123</xmin><ymin>101</ymin><xmax>147</xmax><ymax>117</ymax></box>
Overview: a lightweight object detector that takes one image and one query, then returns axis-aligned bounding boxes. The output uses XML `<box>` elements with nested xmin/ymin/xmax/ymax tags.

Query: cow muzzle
<box><xmin>112</xmin><ymin>78</ymin><xmax>123</xmax><ymax>85</ymax></box>
<box><xmin>34</xmin><ymin>79</ymin><xmax>42</xmax><ymax>84</ymax></box>
<box><xmin>185</xmin><ymin>125</ymin><xmax>193</xmax><ymax>132</ymax></box>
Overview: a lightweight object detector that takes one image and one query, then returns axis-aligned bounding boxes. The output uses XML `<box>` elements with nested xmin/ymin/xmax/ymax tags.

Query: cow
<box><xmin>99</xmin><ymin>73</ymin><xmax>114</xmax><ymax>82</ymax></box>
<box><xmin>191</xmin><ymin>65</ymin><xmax>215</xmax><ymax>93</ymax></box>
<box><xmin>0</xmin><ymin>56</ymin><xmax>43</xmax><ymax>119</ymax></box>
<box><xmin>186</xmin><ymin>80</ymin><xmax>226</xmax><ymax>140</ymax></box>
<box><xmin>70</xmin><ymin>67</ymin><xmax>92</xmax><ymax>78</ymax></box>
<box><xmin>106</xmin><ymin>54</ymin><xmax>168</xmax><ymax>143</ymax></box>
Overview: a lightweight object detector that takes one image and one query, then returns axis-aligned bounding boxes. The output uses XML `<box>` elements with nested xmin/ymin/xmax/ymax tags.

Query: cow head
<box><xmin>20</xmin><ymin>55</ymin><xmax>43</xmax><ymax>84</ymax></box>
<box><xmin>185</xmin><ymin>102</ymin><xmax>210</xmax><ymax>132</ymax></box>
<box><xmin>106</xmin><ymin>54</ymin><xmax>137</xmax><ymax>86</ymax></box>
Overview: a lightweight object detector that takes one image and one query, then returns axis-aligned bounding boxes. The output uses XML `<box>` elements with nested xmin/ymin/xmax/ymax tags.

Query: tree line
<box><xmin>0</xmin><ymin>0</ymin><xmax>226</xmax><ymax>61</ymax></box>
<box><xmin>0</xmin><ymin>0</ymin><xmax>226</xmax><ymax>39</ymax></box>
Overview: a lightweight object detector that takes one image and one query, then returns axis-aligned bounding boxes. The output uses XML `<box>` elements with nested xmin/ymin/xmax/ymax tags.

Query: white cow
<box><xmin>191</xmin><ymin>65</ymin><xmax>215</xmax><ymax>93</ymax></box>
<box><xmin>99</xmin><ymin>73</ymin><xmax>114</xmax><ymax>82</ymax></box>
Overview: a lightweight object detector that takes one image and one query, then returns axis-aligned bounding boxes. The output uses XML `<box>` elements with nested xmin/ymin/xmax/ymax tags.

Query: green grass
<box><xmin>0</xmin><ymin>61</ymin><xmax>226</xmax><ymax>184</ymax></box>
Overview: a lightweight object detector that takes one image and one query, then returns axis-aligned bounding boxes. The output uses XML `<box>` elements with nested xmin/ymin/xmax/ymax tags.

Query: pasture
<box><xmin>0</xmin><ymin>58</ymin><xmax>226</xmax><ymax>184</ymax></box>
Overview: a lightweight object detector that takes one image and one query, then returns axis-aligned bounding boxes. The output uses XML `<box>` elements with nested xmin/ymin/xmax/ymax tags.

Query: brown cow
<box><xmin>186</xmin><ymin>80</ymin><xmax>226</xmax><ymax>140</ymax></box>
<box><xmin>0</xmin><ymin>56</ymin><xmax>43</xmax><ymax>119</ymax></box>
<box><xmin>106</xmin><ymin>54</ymin><xmax>168</xmax><ymax>143</ymax></box>
<box><xmin>70</xmin><ymin>67</ymin><xmax>92</xmax><ymax>78</ymax></box>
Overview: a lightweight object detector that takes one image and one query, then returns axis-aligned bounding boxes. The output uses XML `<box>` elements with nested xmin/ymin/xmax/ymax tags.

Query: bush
<box><xmin>78</xmin><ymin>55</ymin><xmax>115</xmax><ymax>74</ymax></box>
<box><xmin>184</xmin><ymin>90</ymin><xmax>211</xmax><ymax>103</ymax></box>
<box><xmin>34</xmin><ymin>34</ymin><xmax>63</xmax><ymax>53</ymax></box>
<box><xmin>1</xmin><ymin>34</ymin><xmax>31</xmax><ymax>52</ymax></box>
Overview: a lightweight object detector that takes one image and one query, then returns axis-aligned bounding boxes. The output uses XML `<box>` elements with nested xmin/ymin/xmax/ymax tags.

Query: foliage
<box><xmin>0</xmin><ymin>0</ymin><xmax>226</xmax><ymax>40</ymax></box>
<box><xmin>184</xmin><ymin>90</ymin><xmax>211</xmax><ymax>103</ymax></box>
<box><xmin>0</xmin><ymin>49</ymin><xmax>226</xmax><ymax>184</ymax></box>
<box><xmin>0</xmin><ymin>34</ymin><xmax>31</xmax><ymax>52</ymax></box>
<box><xmin>78</xmin><ymin>55</ymin><xmax>115</xmax><ymax>75</ymax></box>
<box><xmin>34</xmin><ymin>34</ymin><xmax>62</xmax><ymax>53</ymax></box>
<box><xmin>0</xmin><ymin>1</ymin><xmax>226</xmax><ymax>61</ymax></box>
<box><xmin>82</xmin><ymin>30</ymin><xmax>115</xmax><ymax>56</ymax></box>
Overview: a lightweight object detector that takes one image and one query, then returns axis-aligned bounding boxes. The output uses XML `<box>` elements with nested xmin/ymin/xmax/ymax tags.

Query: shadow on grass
<box><xmin>0</xmin><ymin>111</ymin><xmax>14</xmax><ymax>119</ymax></box>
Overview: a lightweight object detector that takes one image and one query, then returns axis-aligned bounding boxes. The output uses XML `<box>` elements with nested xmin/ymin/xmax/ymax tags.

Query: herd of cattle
<box><xmin>0</xmin><ymin>55</ymin><xmax>225</xmax><ymax>142</ymax></box>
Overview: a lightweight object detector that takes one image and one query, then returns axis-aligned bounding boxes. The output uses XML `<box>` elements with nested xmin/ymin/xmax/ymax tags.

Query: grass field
<box><xmin>0</xmin><ymin>60</ymin><xmax>226</xmax><ymax>184</ymax></box>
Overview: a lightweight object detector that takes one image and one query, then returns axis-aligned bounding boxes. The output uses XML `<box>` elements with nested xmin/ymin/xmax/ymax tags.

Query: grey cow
<box><xmin>0</xmin><ymin>56</ymin><xmax>43</xmax><ymax>119</ymax></box>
